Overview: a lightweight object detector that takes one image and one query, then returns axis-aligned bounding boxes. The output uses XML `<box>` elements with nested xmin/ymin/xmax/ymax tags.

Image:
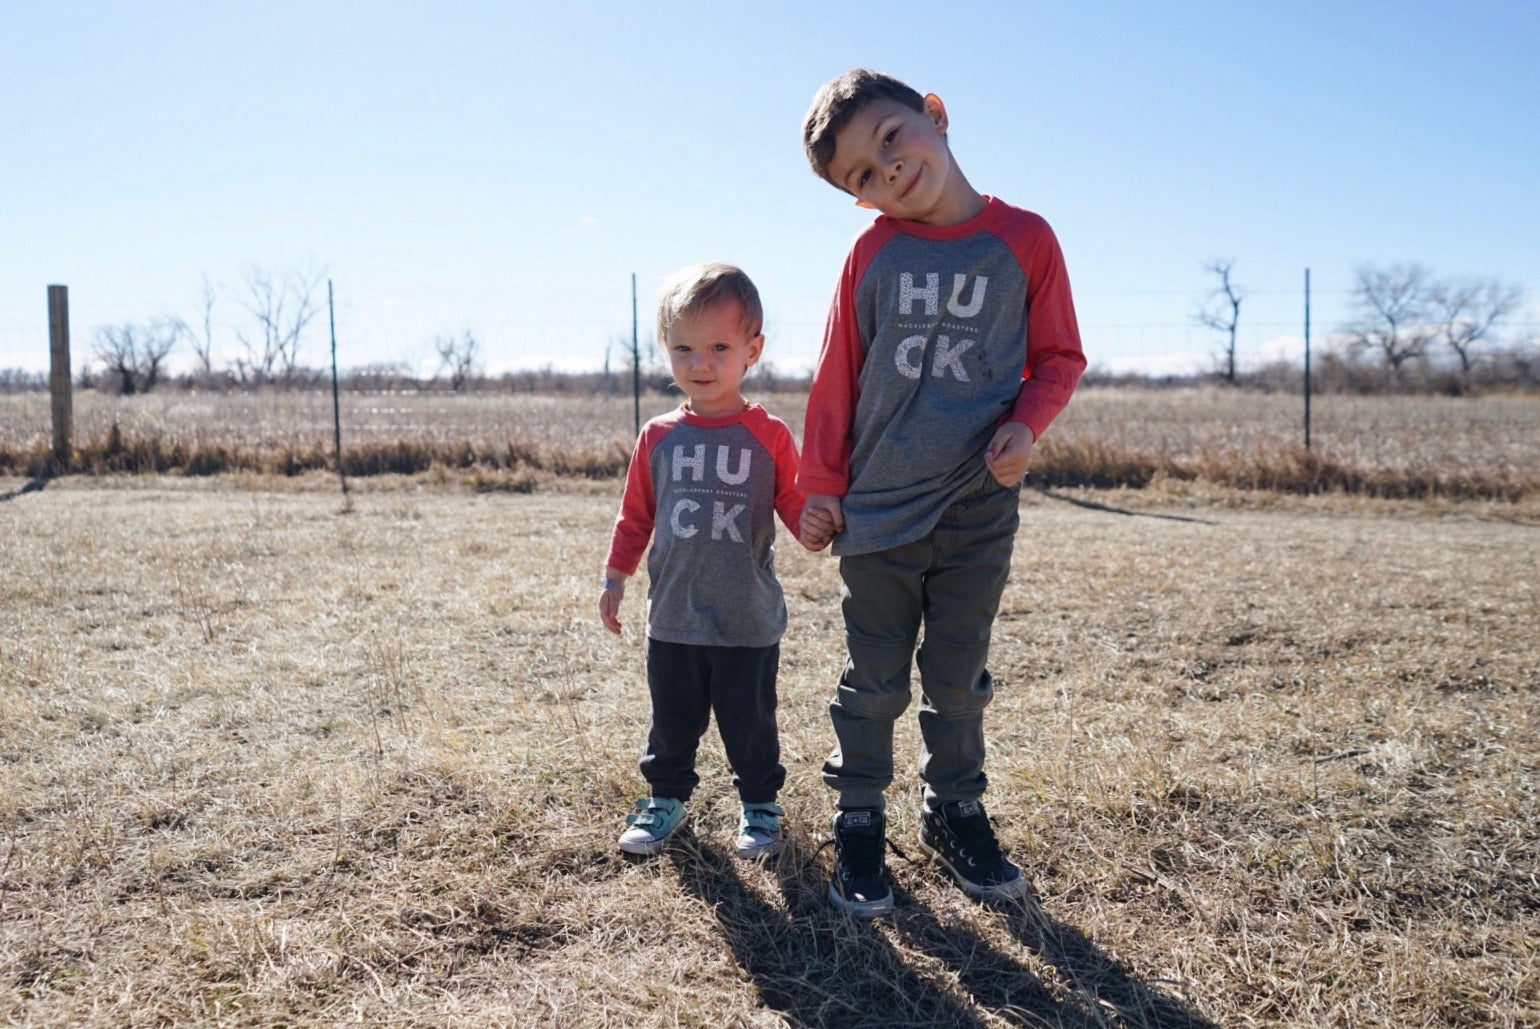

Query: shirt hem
<box><xmin>646</xmin><ymin>626</ymin><xmax>785</xmax><ymax>649</ymax></box>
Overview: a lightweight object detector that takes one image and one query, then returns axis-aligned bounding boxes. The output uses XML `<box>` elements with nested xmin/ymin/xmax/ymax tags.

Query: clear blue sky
<box><xmin>3</xmin><ymin>1</ymin><xmax>1537</xmax><ymax>378</ymax></box>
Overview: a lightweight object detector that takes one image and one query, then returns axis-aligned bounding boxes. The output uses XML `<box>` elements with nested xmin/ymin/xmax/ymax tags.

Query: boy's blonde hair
<box><xmin>802</xmin><ymin>68</ymin><xmax>927</xmax><ymax>185</ymax></box>
<box><xmin>656</xmin><ymin>262</ymin><xmax>763</xmax><ymax>343</ymax></box>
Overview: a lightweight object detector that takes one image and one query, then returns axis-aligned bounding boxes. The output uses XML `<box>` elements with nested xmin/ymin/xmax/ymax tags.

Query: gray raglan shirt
<box><xmin>799</xmin><ymin>197</ymin><xmax>1086</xmax><ymax>555</ymax></box>
<box><xmin>606</xmin><ymin>404</ymin><xmax>805</xmax><ymax>648</ymax></box>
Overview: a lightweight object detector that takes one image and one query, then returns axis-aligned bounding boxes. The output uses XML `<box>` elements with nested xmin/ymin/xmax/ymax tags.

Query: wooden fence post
<box><xmin>48</xmin><ymin>284</ymin><xmax>72</xmax><ymax>469</ymax></box>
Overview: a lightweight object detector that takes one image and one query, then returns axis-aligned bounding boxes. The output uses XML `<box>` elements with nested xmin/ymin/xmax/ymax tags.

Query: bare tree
<box><xmin>1428</xmin><ymin>276</ymin><xmax>1523</xmax><ymax>385</ymax></box>
<box><xmin>434</xmin><ymin>329</ymin><xmax>479</xmax><ymax>391</ymax></box>
<box><xmin>603</xmin><ymin>332</ymin><xmax>632</xmax><ymax>396</ymax></box>
<box><xmin>175</xmin><ymin>275</ymin><xmax>219</xmax><ymax>381</ymax></box>
<box><xmin>94</xmin><ymin>319</ymin><xmax>179</xmax><ymax>394</ymax></box>
<box><xmin>1344</xmin><ymin>263</ymin><xmax>1437</xmax><ymax>377</ymax></box>
<box><xmin>626</xmin><ymin>330</ymin><xmax>663</xmax><ymax>384</ymax></box>
<box><xmin>1194</xmin><ymin>258</ymin><xmax>1244</xmax><ymax>384</ymax></box>
<box><xmin>234</xmin><ymin>263</ymin><xmax>325</xmax><ymax>385</ymax></box>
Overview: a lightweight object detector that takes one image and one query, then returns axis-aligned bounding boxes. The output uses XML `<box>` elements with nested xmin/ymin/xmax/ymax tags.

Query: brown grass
<box><xmin>3</xmin><ymin>387</ymin><xmax>1539</xmax><ymax>500</ymax></box>
<box><xmin>1034</xmin><ymin>389</ymin><xmax>1540</xmax><ymax>501</ymax></box>
<box><xmin>1</xmin><ymin>475</ymin><xmax>1535</xmax><ymax>1026</ymax></box>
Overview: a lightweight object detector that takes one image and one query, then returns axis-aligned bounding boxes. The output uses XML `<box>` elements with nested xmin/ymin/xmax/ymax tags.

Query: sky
<box><xmin>2</xmin><ymin>1</ymin><xmax>1537</xmax><ymax>379</ymax></box>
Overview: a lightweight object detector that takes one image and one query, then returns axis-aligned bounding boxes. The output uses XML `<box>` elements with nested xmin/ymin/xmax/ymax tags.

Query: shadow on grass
<box><xmin>1035</xmin><ymin>486</ymin><xmax>1219</xmax><ymax>525</ymax></box>
<box><xmin>939</xmin><ymin>891</ymin><xmax>1221</xmax><ymax>1029</ymax></box>
<box><xmin>668</xmin><ymin>840</ymin><xmax>994</xmax><ymax>1027</ymax></box>
<box><xmin>0</xmin><ymin>477</ymin><xmax>48</xmax><ymax>502</ymax></box>
<box><xmin>669</xmin><ymin>839</ymin><xmax>1216</xmax><ymax>1028</ymax></box>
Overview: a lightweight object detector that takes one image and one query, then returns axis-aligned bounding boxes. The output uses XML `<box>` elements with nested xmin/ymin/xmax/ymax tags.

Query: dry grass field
<box><xmin>2</xmin><ymin>387</ymin><xmax>1539</xmax><ymax>499</ymax></box>
<box><xmin>2</xmin><ymin>469</ymin><xmax>1536</xmax><ymax>1026</ymax></box>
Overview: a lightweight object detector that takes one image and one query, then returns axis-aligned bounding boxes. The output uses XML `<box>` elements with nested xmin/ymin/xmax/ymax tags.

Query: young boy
<box><xmin>798</xmin><ymin>69</ymin><xmax>1086</xmax><ymax>916</ymax></box>
<box><xmin>599</xmin><ymin>262</ymin><xmax>812</xmax><ymax>860</ymax></box>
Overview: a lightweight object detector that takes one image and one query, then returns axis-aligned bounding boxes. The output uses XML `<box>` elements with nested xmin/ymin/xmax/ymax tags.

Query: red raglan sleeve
<box><xmin>745</xmin><ymin>411</ymin><xmax>808</xmax><ymax>542</ymax></box>
<box><xmin>1008</xmin><ymin>216</ymin><xmax>1086</xmax><ymax>441</ymax></box>
<box><xmin>771</xmin><ymin>420</ymin><xmax>806</xmax><ymax>540</ymax></box>
<box><xmin>796</xmin><ymin>245</ymin><xmax>867</xmax><ymax>497</ymax></box>
<box><xmin>604</xmin><ymin>424</ymin><xmax>660</xmax><ymax>575</ymax></box>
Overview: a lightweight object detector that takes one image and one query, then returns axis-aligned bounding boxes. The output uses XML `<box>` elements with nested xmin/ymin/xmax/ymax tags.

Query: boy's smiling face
<box><xmin>664</xmin><ymin>299</ymin><xmax>763</xmax><ymax>418</ymax></box>
<box><xmin>826</xmin><ymin>94</ymin><xmax>979</xmax><ymax>226</ymax></box>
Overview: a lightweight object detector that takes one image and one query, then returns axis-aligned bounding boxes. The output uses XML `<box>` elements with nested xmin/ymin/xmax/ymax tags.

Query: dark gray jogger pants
<box><xmin>641</xmin><ymin>638</ymin><xmax>785</xmax><ymax>805</ymax></box>
<box><xmin>823</xmin><ymin>479</ymin><xmax>1019</xmax><ymax>812</ymax></box>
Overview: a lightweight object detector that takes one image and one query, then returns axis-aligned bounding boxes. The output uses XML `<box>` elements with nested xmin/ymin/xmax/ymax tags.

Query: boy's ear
<box><xmin>854</xmin><ymin>198</ymin><xmax>877</xmax><ymax>209</ymax></box>
<box><xmin>923</xmin><ymin>93</ymin><xmax>949</xmax><ymax>135</ymax></box>
<box><xmin>747</xmin><ymin>333</ymin><xmax>765</xmax><ymax>365</ymax></box>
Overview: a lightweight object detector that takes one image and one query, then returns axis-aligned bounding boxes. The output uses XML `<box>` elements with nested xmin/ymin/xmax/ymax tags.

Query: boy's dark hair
<box><xmin>656</xmin><ymin>262</ymin><xmax>763</xmax><ymax>343</ymax></box>
<box><xmin>802</xmin><ymin>69</ymin><xmax>927</xmax><ymax>185</ymax></box>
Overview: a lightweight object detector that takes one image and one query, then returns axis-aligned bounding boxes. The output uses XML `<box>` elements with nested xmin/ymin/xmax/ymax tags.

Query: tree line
<box><xmin>1194</xmin><ymin>260</ymin><xmax>1533</xmax><ymax>393</ymax></box>
<box><xmin>32</xmin><ymin>262</ymin><xmax>812</xmax><ymax>397</ymax></box>
<box><xmin>2</xmin><ymin>261</ymin><xmax>1533</xmax><ymax>396</ymax></box>
<box><xmin>86</xmin><ymin>265</ymin><xmax>327</xmax><ymax>395</ymax></box>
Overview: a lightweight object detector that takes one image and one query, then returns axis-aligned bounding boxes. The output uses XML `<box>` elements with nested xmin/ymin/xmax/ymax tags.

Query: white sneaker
<box><xmin>734</xmin><ymin>802</ymin><xmax>786</xmax><ymax>859</ymax></box>
<box><xmin>618</xmin><ymin>797</ymin><xmax>688</xmax><ymax>855</ymax></box>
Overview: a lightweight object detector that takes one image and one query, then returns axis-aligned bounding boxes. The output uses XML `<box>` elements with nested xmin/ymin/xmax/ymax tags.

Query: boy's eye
<box><xmin>882</xmin><ymin>128</ymin><xmax>898</xmax><ymax>147</ymax></box>
<box><xmin>857</xmin><ymin>169</ymin><xmax>871</xmax><ymax>188</ymax></box>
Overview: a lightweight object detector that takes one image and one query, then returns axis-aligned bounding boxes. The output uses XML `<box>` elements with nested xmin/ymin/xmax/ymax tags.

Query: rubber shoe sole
<box><xmin>827</xmin><ymin>880</ymin><xmax>895</xmax><ymax>918</ymax></box>
<box><xmin>734</xmin><ymin>831</ymin><xmax>785</xmax><ymax>860</ymax></box>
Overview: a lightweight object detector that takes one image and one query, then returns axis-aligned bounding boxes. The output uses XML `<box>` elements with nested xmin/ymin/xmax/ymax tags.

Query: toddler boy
<box><xmin>600</xmin><ymin>262</ymin><xmax>811</xmax><ymax>859</ymax></box>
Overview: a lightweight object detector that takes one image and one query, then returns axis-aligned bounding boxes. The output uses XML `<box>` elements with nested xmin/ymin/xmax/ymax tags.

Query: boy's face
<box><xmin>826</xmin><ymin>95</ymin><xmax>968</xmax><ymax>225</ymax></box>
<box><xmin>663</xmin><ymin>300</ymin><xmax>763</xmax><ymax>418</ymax></box>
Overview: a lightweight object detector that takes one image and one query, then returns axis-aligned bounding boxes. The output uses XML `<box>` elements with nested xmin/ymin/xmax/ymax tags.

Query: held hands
<box><xmin>598</xmin><ymin>569</ymin><xmax>628</xmax><ymax>635</ymax></box>
<box><xmin>799</xmin><ymin>494</ymin><xmax>844</xmax><ymax>552</ymax></box>
<box><xmin>985</xmin><ymin>421</ymin><xmax>1036</xmax><ymax>487</ymax></box>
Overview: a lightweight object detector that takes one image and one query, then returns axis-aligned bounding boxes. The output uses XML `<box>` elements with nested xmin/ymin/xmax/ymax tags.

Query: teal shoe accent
<box><xmin>734</xmin><ymin>801</ymin><xmax>786</xmax><ymax>859</ymax></box>
<box><xmin>618</xmin><ymin>797</ymin><xmax>688</xmax><ymax>856</ymax></box>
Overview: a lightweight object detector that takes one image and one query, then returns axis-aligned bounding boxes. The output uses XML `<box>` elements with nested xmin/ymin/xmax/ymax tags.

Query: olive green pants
<box><xmin>823</xmin><ymin>478</ymin><xmax>1019</xmax><ymax>813</ymax></box>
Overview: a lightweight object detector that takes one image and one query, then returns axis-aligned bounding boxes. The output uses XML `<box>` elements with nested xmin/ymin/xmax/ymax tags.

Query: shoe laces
<box><xmin>835</xmin><ymin>815</ymin><xmax>886</xmax><ymax>877</ymax></box>
<box><xmin>944</xmin><ymin>806</ymin><xmax>1005</xmax><ymax>866</ymax></box>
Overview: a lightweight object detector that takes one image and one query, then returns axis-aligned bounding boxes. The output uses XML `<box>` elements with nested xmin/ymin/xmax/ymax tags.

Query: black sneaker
<box><xmin>918</xmin><ymin>799</ymin><xmax>1031</xmax><ymax>901</ymax></box>
<box><xmin>828</xmin><ymin>809</ymin><xmax>894</xmax><ymax>918</ymax></box>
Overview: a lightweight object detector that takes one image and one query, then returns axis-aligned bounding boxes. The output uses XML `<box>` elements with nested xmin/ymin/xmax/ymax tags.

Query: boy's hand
<box><xmin>800</xmin><ymin>494</ymin><xmax>844</xmax><ymax>552</ymax></box>
<box><xmin>598</xmin><ymin>572</ymin><xmax>628</xmax><ymax>635</ymax></box>
<box><xmin>985</xmin><ymin>422</ymin><xmax>1035</xmax><ymax>487</ymax></box>
<box><xmin>799</xmin><ymin>510</ymin><xmax>836</xmax><ymax>552</ymax></box>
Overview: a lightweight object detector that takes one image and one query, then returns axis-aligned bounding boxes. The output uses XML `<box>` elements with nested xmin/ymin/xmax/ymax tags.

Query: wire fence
<box><xmin>2</xmin><ymin>282</ymin><xmax>1535</xmax><ymax>385</ymax></box>
<box><xmin>4</xmin><ymin>279</ymin><xmax>1539</xmax><ymax>497</ymax></box>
